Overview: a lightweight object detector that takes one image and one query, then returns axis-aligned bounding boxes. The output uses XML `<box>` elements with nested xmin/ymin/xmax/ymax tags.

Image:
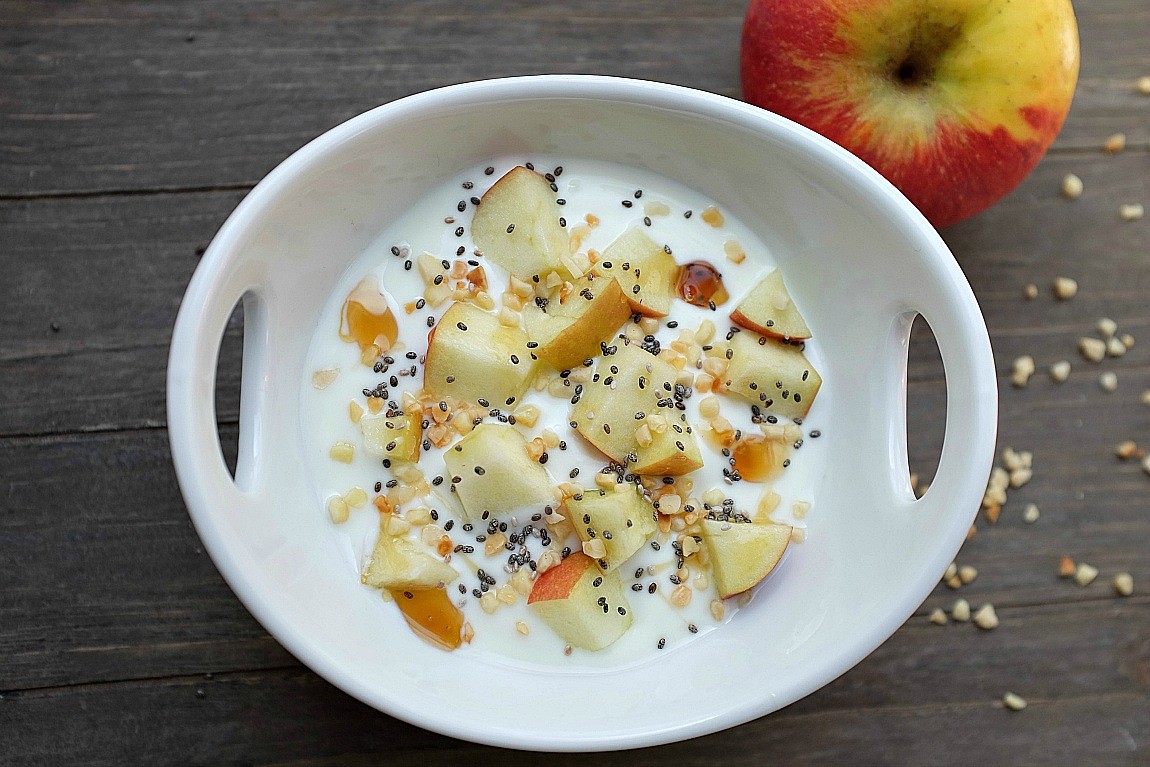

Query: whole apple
<box><xmin>741</xmin><ymin>0</ymin><xmax>1079</xmax><ymax>228</ymax></box>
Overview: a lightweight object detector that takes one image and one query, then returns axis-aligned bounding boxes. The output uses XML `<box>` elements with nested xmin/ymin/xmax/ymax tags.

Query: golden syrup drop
<box><xmin>340</xmin><ymin>275</ymin><xmax>398</xmax><ymax>352</ymax></box>
<box><xmin>731</xmin><ymin>434</ymin><xmax>788</xmax><ymax>483</ymax></box>
<box><xmin>677</xmin><ymin>261</ymin><xmax>729</xmax><ymax>307</ymax></box>
<box><xmin>389</xmin><ymin>586</ymin><xmax>464</xmax><ymax>651</ymax></box>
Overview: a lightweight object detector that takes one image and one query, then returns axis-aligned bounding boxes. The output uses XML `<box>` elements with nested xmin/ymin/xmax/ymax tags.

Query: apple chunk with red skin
<box><xmin>522</xmin><ymin>274</ymin><xmax>631</xmax><ymax>371</ymax></box>
<box><xmin>528</xmin><ymin>552</ymin><xmax>633</xmax><ymax>651</ymax></box>
<box><xmin>730</xmin><ymin>269</ymin><xmax>810</xmax><ymax>341</ymax></box>
<box><xmin>740</xmin><ymin>0</ymin><xmax>1079</xmax><ymax>227</ymax></box>
<box><xmin>700</xmin><ymin>518</ymin><xmax>792</xmax><ymax>599</ymax></box>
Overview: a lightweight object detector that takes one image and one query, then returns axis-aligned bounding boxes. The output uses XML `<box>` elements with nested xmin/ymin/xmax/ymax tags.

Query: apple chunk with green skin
<box><xmin>570</xmin><ymin>342</ymin><xmax>703</xmax><ymax>476</ymax></box>
<box><xmin>528</xmin><ymin>552</ymin><xmax>632</xmax><ymax>651</ymax></box>
<box><xmin>569</xmin><ymin>485</ymin><xmax>658</xmax><ymax>572</ymax></box>
<box><xmin>471</xmin><ymin>166</ymin><xmax>570</xmax><ymax>280</ymax></box>
<box><xmin>724</xmin><ymin>331</ymin><xmax>821</xmax><ymax>419</ymax></box>
<box><xmin>593</xmin><ymin>228</ymin><xmax>679</xmax><ymax>317</ymax></box>
<box><xmin>443</xmin><ymin>423</ymin><xmax>554</xmax><ymax>521</ymax></box>
<box><xmin>362</xmin><ymin>527</ymin><xmax>459</xmax><ymax>592</ymax></box>
<box><xmin>700</xmin><ymin>518</ymin><xmax>792</xmax><ymax>599</ymax></box>
<box><xmin>359</xmin><ymin>409</ymin><xmax>422</xmax><ymax>463</ymax></box>
<box><xmin>740</xmin><ymin>0</ymin><xmax>1079</xmax><ymax>227</ymax></box>
<box><xmin>730</xmin><ymin>269</ymin><xmax>811</xmax><ymax>341</ymax></box>
<box><xmin>424</xmin><ymin>301</ymin><xmax>537</xmax><ymax>408</ymax></box>
<box><xmin>523</xmin><ymin>274</ymin><xmax>631</xmax><ymax>370</ymax></box>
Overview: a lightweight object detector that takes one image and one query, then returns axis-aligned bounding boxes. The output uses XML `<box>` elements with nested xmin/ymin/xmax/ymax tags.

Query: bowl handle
<box><xmin>167</xmin><ymin>256</ymin><xmax>270</xmax><ymax>512</ymax></box>
<box><xmin>882</xmin><ymin>305</ymin><xmax>998</xmax><ymax>521</ymax></box>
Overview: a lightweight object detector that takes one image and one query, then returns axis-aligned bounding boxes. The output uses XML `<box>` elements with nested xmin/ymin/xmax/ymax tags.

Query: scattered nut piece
<box><xmin>1120</xmin><ymin>333</ymin><xmax>1135</xmax><ymax>348</ymax></box>
<box><xmin>1141</xmin><ymin>390</ymin><xmax>1150</xmax><ymax>406</ymax></box>
<box><xmin>710</xmin><ymin>599</ymin><xmax>726</xmax><ymax>621</ymax></box>
<box><xmin>1119</xmin><ymin>203</ymin><xmax>1145</xmax><ymax>222</ymax></box>
<box><xmin>959</xmin><ymin>565</ymin><xmax>979</xmax><ymax>585</ymax></box>
<box><xmin>311</xmin><ymin>368</ymin><xmax>340</xmax><ymax>389</ymax></box>
<box><xmin>1009</xmin><ymin>468</ymin><xmax>1032</xmax><ymax>488</ymax></box>
<box><xmin>1023</xmin><ymin>283</ymin><xmax>1039</xmax><ymax>300</ymax></box>
<box><xmin>946</xmin><ymin>575</ymin><xmax>962</xmax><ymax>590</ymax></box>
<box><xmin>973</xmin><ymin>604</ymin><xmax>999</xmax><ymax>630</ymax></box>
<box><xmin>700</xmin><ymin>206</ymin><xmax>724</xmax><ymax>227</ymax></box>
<box><xmin>1058</xmin><ymin>556</ymin><xmax>1076</xmax><ymax>578</ymax></box>
<box><xmin>1138</xmin><ymin>76</ymin><xmax>1150</xmax><ymax>94</ymax></box>
<box><xmin>1099</xmin><ymin>371</ymin><xmax>1118</xmax><ymax>393</ymax></box>
<box><xmin>1003</xmin><ymin>692</ymin><xmax>1027</xmax><ymax>711</ymax></box>
<box><xmin>515</xmin><ymin>621</ymin><xmax>530</xmax><ymax>636</ymax></box>
<box><xmin>944</xmin><ymin>562</ymin><xmax>958</xmax><ymax>581</ymax></box>
<box><xmin>1106</xmin><ymin>336</ymin><xmax>1127</xmax><ymax>357</ymax></box>
<box><xmin>327</xmin><ymin>496</ymin><xmax>350</xmax><ymax>524</ymax></box>
<box><xmin>1079</xmin><ymin>337</ymin><xmax>1106</xmax><ymax>363</ymax></box>
<box><xmin>1023</xmin><ymin>503</ymin><xmax>1040</xmax><ymax>524</ymax></box>
<box><xmin>1010</xmin><ymin>355</ymin><xmax>1035</xmax><ymax>388</ymax></box>
<box><xmin>1074</xmin><ymin>562</ymin><xmax>1099</xmax><ymax>587</ymax></box>
<box><xmin>1053</xmin><ymin>276</ymin><xmax>1078</xmax><ymax>300</ymax></box>
<box><xmin>929</xmin><ymin>608</ymin><xmax>948</xmax><ymax>625</ymax></box>
<box><xmin>1116</xmin><ymin>440</ymin><xmax>1138</xmax><ymax>460</ymax></box>
<box><xmin>1103</xmin><ymin>132</ymin><xmax>1126</xmax><ymax>153</ymax></box>
<box><xmin>329</xmin><ymin>441</ymin><xmax>355</xmax><ymax>463</ymax></box>
<box><xmin>1113</xmin><ymin>572</ymin><xmax>1134</xmax><ymax>597</ymax></box>
<box><xmin>1097</xmin><ymin>318</ymin><xmax>1118</xmax><ymax>338</ymax></box>
<box><xmin>1143</xmin><ymin>455</ymin><xmax>1150</xmax><ymax>476</ymax></box>
<box><xmin>1049</xmin><ymin>360</ymin><xmax>1071</xmax><ymax>383</ymax></box>
<box><xmin>1060</xmin><ymin>173</ymin><xmax>1083</xmax><ymax>199</ymax></box>
<box><xmin>951</xmin><ymin>599</ymin><xmax>971</xmax><ymax>622</ymax></box>
<box><xmin>344</xmin><ymin>487</ymin><xmax>368</xmax><ymax>509</ymax></box>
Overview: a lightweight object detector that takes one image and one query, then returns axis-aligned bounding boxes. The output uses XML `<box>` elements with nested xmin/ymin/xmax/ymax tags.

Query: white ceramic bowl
<box><xmin>168</xmin><ymin>75</ymin><xmax>997</xmax><ymax>751</ymax></box>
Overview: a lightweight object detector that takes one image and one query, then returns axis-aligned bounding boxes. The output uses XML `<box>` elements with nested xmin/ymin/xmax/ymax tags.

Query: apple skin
<box><xmin>740</xmin><ymin>0</ymin><xmax>1079</xmax><ymax>228</ymax></box>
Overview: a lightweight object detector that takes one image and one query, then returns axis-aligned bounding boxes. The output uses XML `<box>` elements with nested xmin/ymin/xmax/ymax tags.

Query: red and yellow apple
<box><xmin>740</xmin><ymin>0</ymin><xmax>1079</xmax><ymax>228</ymax></box>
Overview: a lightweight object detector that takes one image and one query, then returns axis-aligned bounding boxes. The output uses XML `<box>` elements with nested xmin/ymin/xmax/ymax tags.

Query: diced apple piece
<box><xmin>570</xmin><ymin>342</ymin><xmax>703</xmax><ymax>476</ymax></box>
<box><xmin>730</xmin><ymin>269</ymin><xmax>812</xmax><ymax>341</ymax></box>
<box><xmin>593</xmin><ymin>228</ymin><xmax>678</xmax><ymax>317</ymax></box>
<box><xmin>699</xmin><ymin>518</ymin><xmax>791</xmax><ymax>599</ymax></box>
<box><xmin>724</xmin><ymin>332</ymin><xmax>821</xmax><ymax>419</ymax></box>
<box><xmin>424</xmin><ymin>301</ymin><xmax>537</xmax><ymax>407</ymax></box>
<box><xmin>443</xmin><ymin>423</ymin><xmax>554</xmax><ymax>520</ymax></box>
<box><xmin>523</xmin><ymin>274</ymin><xmax>631</xmax><ymax>370</ymax></box>
<box><xmin>359</xmin><ymin>408</ymin><xmax>422</xmax><ymax>463</ymax></box>
<box><xmin>471</xmin><ymin>166</ymin><xmax>570</xmax><ymax>280</ymax></box>
<box><xmin>362</xmin><ymin>526</ymin><xmax>459</xmax><ymax>591</ymax></box>
<box><xmin>569</xmin><ymin>485</ymin><xmax>657</xmax><ymax>572</ymax></box>
<box><xmin>527</xmin><ymin>552</ymin><xmax>632</xmax><ymax>651</ymax></box>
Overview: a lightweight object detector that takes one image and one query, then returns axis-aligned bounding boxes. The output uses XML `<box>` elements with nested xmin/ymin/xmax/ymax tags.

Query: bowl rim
<box><xmin>168</xmin><ymin>74</ymin><xmax>996</xmax><ymax>751</ymax></box>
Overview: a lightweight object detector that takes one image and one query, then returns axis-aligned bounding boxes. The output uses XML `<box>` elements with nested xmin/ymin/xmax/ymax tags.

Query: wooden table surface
<box><xmin>2</xmin><ymin>2</ymin><xmax>1147</xmax><ymax>764</ymax></box>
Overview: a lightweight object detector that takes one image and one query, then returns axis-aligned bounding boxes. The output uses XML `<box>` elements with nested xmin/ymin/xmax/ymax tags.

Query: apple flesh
<box><xmin>362</xmin><ymin>524</ymin><xmax>459</xmax><ymax>591</ymax></box>
<box><xmin>443</xmin><ymin>423</ymin><xmax>554</xmax><ymax>521</ymax></box>
<box><xmin>471</xmin><ymin>166</ymin><xmax>570</xmax><ymax>280</ymax></box>
<box><xmin>593</xmin><ymin>228</ymin><xmax>679</xmax><ymax>317</ymax></box>
<box><xmin>523</xmin><ymin>274</ymin><xmax>632</xmax><ymax>370</ymax></box>
<box><xmin>528</xmin><ymin>552</ymin><xmax>633</xmax><ymax>651</ymax></box>
<box><xmin>359</xmin><ymin>408</ymin><xmax>422</xmax><ymax>463</ymax></box>
<box><xmin>424</xmin><ymin>301</ymin><xmax>537</xmax><ymax>408</ymax></box>
<box><xmin>723</xmin><ymin>331</ymin><xmax>821</xmax><ymax>419</ymax></box>
<box><xmin>729</xmin><ymin>269</ymin><xmax>811</xmax><ymax>341</ymax></box>
<box><xmin>568</xmin><ymin>485</ymin><xmax>658</xmax><ymax>572</ymax></box>
<box><xmin>740</xmin><ymin>0</ymin><xmax>1079</xmax><ymax>227</ymax></box>
<box><xmin>570</xmin><ymin>342</ymin><xmax>703</xmax><ymax>476</ymax></box>
<box><xmin>699</xmin><ymin>518</ymin><xmax>792</xmax><ymax>599</ymax></box>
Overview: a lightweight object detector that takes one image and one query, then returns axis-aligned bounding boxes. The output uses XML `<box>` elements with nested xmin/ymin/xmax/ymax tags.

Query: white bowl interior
<box><xmin>170</xmin><ymin>78</ymin><xmax>995</xmax><ymax>751</ymax></box>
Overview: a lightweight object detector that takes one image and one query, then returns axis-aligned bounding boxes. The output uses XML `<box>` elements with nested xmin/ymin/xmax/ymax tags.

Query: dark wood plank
<box><xmin>2</xmin><ymin>597</ymin><xmax>1145</xmax><ymax>766</ymax></box>
<box><xmin>0</xmin><ymin>427</ymin><xmax>295</xmax><ymax>693</ymax></box>
<box><xmin>2</xmin><ymin>149</ymin><xmax>1149</xmax><ymax>437</ymax></box>
<box><xmin>1</xmin><ymin>424</ymin><xmax>1145</xmax><ymax>694</ymax></box>
<box><xmin>1</xmin><ymin>0</ymin><xmax>1148</xmax><ymax>197</ymax></box>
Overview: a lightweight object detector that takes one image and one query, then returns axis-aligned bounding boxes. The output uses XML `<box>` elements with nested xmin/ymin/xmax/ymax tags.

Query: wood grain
<box><xmin>1</xmin><ymin>0</ymin><xmax>1148</xmax><ymax>764</ymax></box>
<box><xmin>0</xmin><ymin>0</ymin><xmax>1148</xmax><ymax>197</ymax></box>
<box><xmin>2</xmin><ymin>597</ymin><xmax>1146</xmax><ymax>766</ymax></box>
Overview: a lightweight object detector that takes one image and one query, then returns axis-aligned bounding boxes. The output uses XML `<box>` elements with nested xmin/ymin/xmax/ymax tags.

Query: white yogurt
<box><xmin>300</xmin><ymin>157</ymin><xmax>829</xmax><ymax>666</ymax></box>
